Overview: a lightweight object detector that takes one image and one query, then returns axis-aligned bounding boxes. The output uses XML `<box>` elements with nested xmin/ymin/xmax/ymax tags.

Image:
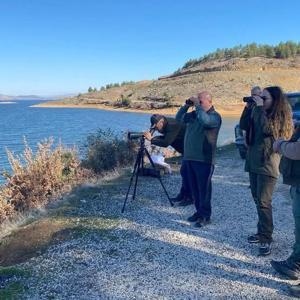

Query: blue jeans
<box><xmin>185</xmin><ymin>160</ymin><xmax>214</xmax><ymax>218</ymax></box>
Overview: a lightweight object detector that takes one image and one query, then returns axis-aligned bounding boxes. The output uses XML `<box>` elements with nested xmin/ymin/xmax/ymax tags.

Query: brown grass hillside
<box><xmin>37</xmin><ymin>57</ymin><xmax>300</xmax><ymax>115</ymax></box>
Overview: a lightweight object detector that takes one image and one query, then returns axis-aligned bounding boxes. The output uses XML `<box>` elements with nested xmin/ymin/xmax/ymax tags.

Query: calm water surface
<box><xmin>0</xmin><ymin>100</ymin><xmax>239</xmax><ymax>179</ymax></box>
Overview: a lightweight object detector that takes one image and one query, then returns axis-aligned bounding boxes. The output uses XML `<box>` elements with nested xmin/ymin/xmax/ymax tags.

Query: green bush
<box><xmin>120</xmin><ymin>95</ymin><xmax>131</xmax><ymax>107</ymax></box>
<box><xmin>81</xmin><ymin>129</ymin><xmax>136</xmax><ymax>174</ymax></box>
<box><xmin>99</xmin><ymin>81</ymin><xmax>135</xmax><ymax>91</ymax></box>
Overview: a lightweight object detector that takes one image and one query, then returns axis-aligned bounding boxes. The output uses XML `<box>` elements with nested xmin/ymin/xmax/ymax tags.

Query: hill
<box><xmin>35</xmin><ymin>43</ymin><xmax>300</xmax><ymax>116</ymax></box>
<box><xmin>0</xmin><ymin>94</ymin><xmax>77</xmax><ymax>101</ymax></box>
<box><xmin>0</xmin><ymin>94</ymin><xmax>48</xmax><ymax>101</ymax></box>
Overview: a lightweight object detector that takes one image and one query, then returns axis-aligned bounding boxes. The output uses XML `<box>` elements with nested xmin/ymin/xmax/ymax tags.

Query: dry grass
<box><xmin>0</xmin><ymin>138</ymin><xmax>93</xmax><ymax>225</ymax></box>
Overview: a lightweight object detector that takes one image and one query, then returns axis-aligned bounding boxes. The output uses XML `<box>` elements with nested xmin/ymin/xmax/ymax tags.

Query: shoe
<box><xmin>271</xmin><ymin>259</ymin><xmax>300</xmax><ymax>280</ymax></box>
<box><xmin>247</xmin><ymin>234</ymin><xmax>260</xmax><ymax>244</ymax></box>
<box><xmin>187</xmin><ymin>213</ymin><xmax>199</xmax><ymax>222</ymax></box>
<box><xmin>178</xmin><ymin>197</ymin><xmax>193</xmax><ymax>207</ymax></box>
<box><xmin>259</xmin><ymin>242</ymin><xmax>271</xmax><ymax>256</ymax></box>
<box><xmin>170</xmin><ymin>193</ymin><xmax>184</xmax><ymax>203</ymax></box>
<box><xmin>194</xmin><ymin>217</ymin><xmax>211</xmax><ymax>228</ymax></box>
<box><xmin>289</xmin><ymin>284</ymin><xmax>300</xmax><ymax>297</ymax></box>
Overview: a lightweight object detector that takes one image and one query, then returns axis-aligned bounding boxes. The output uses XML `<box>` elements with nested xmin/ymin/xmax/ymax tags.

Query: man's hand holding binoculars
<box><xmin>185</xmin><ymin>96</ymin><xmax>199</xmax><ymax>106</ymax></box>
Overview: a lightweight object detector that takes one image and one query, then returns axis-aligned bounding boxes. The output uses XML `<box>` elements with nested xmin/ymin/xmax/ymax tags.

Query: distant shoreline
<box><xmin>32</xmin><ymin>102</ymin><xmax>244</xmax><ymax>118</ymax></box>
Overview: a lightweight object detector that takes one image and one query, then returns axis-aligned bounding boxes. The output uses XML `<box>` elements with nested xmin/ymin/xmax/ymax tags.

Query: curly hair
<box><xmin>264</xmin><ymin>86</ymin><xmax>294</xmax><ymax>140</ymax></box>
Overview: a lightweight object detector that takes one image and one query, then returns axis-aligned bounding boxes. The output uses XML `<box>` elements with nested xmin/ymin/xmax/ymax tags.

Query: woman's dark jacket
<box><xmin>240</xmin><ymin>106</ymin><xmax>280</xmax><ymax>178</ymax></box>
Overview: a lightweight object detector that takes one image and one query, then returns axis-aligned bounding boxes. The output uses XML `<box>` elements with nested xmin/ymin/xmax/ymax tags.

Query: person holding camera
<box><xmin>271</xmin><ymin>127</ymin><xmax>300</xmax><ymax>297</ymax></box>
<box><xmin>176</xmin><ymin>91</ymin><xmax>222</xmax><ymax>227</ymax></box>
<box><xmin>241</xmin><ymin>86</ymin><xmax>262</xmax><ymax>143</ymax></box>
<box><xmin>239</xmin><ymin>86</ymin><xmax>293</xmax><ymax>256</ymax></box>
<box><xmin>143</xmin><ymin>114</ymin><xmax>192</xmax><ymax>206</ymax></box>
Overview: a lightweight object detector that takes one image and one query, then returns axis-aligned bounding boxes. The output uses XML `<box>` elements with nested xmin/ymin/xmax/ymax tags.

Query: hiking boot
<box><xmin>289</xmin><ymin>284</ymin><xmax>300</xmax><ymax>297</ymax></box>
<box><xmin>259</xmin><ymin>242</ymin><xmax>272</xmax><ymax>256</ymax></box>
<box><xmin>247</xmin><ymin>234</ymin><xmax>260</xmax><ymax>244</ymax></box>
<box><xmin>271</xmin><ymin>259</ymin><xmax>300</xmax><ymax>280</ymax></box>
<box><xmin>194</xmin><ymin>217</ymin><xmax>211</xmax><ymax>228</ymax></box>
<box><xmin>187</xmin><ymin>213</ymin><xmax>199</xmax><ymax>223</ymax></box>
<box><xmin>170</xmin><ymin>193</ymin><xmax>184</xmax><ymax>203</ymax></box>
<box><xmin>178</xmin><ymin>197</ymin><xmax>193</xmax><ymax>207</ymax></box>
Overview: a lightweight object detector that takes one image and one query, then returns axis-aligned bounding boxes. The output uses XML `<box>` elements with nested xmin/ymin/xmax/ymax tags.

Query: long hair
<box><xmin>264</xmin><ymin>86</ymin><xmax>294</xmax><ymax>140</ymax></box>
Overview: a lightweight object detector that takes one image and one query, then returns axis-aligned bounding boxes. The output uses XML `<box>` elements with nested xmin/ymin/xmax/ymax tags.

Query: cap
<box><xmin>150</xmin><ymin>114</ymin><xmax>164</xmax><ymax>128</ymax></box>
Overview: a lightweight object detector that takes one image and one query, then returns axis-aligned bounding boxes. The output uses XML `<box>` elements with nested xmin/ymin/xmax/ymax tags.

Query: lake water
<box><xmin>0</xmin><ymin>100</ymin><xmax>238</xmax><ymax>178</ymax></box>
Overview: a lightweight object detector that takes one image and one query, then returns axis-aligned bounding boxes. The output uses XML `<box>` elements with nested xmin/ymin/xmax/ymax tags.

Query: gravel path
<box><xmin>19</xmin><ymin>146</ymin><xmax>299</xmax><ymax>299</ymax></box>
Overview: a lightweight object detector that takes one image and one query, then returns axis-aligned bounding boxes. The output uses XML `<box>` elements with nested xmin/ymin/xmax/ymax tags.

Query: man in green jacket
<box><xmin>176</xmin><ymin>91</ymin><xmax>222</xmax><ymax>227</ymax></box>
<box><xmin>271</xmin><ymin>128</ymin><xmax>300</xmax><ymax>297</ymax></box>
<box><xmin>143</xmin><ymin>114</ymin><xmax>192</xmax><ymax>205</ymax></box>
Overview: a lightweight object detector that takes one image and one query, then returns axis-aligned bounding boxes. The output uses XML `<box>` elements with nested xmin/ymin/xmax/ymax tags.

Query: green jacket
<box><xmin>240</xmin><ymin>106</ymin><xmax>280</xmax><ymax>178</ymax></box>
<box><xmin>176</xmin><ymin>104</ymin><xmax>222</xmax><ymax>164</ymax></box>
<box><xmin>151</xmin><ymin>117</ymin><xmax>185</xmax><ymax>154</ymax></box>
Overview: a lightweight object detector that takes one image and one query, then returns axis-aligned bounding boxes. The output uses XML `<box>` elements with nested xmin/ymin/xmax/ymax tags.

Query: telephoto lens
<box><xmin>127</xmin><ymin>132</ymin><xmax>144</xmax><ymax>140</ymax></box>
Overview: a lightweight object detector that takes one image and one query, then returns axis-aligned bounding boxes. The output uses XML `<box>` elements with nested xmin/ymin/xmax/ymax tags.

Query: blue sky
<box><xmin>0</xmin><ymin>0</ymin><xmax>299</xmax><ymax>95</ymax></box>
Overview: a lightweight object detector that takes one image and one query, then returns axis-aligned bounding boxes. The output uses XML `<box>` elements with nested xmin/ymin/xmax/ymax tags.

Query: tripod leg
<box><xmin>121</xmin><ymin>151</ymin><xmax>141</xmax><ymax>213</ymax></box>
<box><xmin>132</xmin><ymin>155</ymin><xmax>141</xmax><ymax>200</ymax></box>
<box><xmin>144</xmin><ymin>149</ymin><xmax>174</xmax><ymax>207</ymax></box>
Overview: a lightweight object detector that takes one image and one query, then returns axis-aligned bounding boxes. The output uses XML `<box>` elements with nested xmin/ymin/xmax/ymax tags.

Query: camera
<box><xmin>127</xmin><ymin>132</ymin><xmax>144</xmax><ymax>140</ymax></box>
<box><xmin>185</xmin><ymin>99</ymin><xmax>194</xmax><ymax>105</ymax></box>
<box><xmin>128</xmin><ymin>128</ymin><xmax>155</xmax><ymax>141</ymax></box>
<box><xmin>243</xmin><ymin>96</ymin><xmax>266</xmax><ymax>103</ymax></box>
<box><xmin>243</xmin><ymin>96</ymin><xmax>255</xmax><ymax>103</ymax></box>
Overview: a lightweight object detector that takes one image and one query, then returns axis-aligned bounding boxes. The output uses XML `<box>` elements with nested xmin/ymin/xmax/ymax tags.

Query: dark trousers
<box><xmin>178</xmin><ymin>160</ymin><xmax>191</xmax><ymax>199</ymax></box>
<box><xmin>289</xmin><ymin>186</ymin><xmax>300</xmax><ymax>262</ymax></box>
<box><xmin>185</xmin><ymin>160</ymin><xmax>214</xmax><ymax>219</ymax></box>
<box><xmin>249</xmin><ymin>172</ymin><xmax>277</xmax><ymax>243</ymax></box>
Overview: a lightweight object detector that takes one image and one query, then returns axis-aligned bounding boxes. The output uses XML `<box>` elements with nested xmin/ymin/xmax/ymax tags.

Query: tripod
<box><xmin>121</xmin><ymin>137</ymin><xmax>173</xmax><ymax>213</ymax></box>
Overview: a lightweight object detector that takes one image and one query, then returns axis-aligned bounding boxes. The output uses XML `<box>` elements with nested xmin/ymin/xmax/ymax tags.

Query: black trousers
<box><xmin>178</xmin><ymin>160</ymin><xmax>191</xmax><ymax>199</ymax></box>
<box><xmin>249</xmin><ymin>172</ymin><xmax>277</xmax><ymax>243</ymax></box>
<box><xmin>185</xmin><ymin>160</ymin><xmax>214</xmax><ymax>219</ymax></box>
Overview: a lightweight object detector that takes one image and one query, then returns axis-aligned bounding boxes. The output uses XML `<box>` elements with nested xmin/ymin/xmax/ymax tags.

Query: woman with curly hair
<box><xmin>240</xmin><ymin>86</ymin><xmax>293</xmax><ymax>256</ymax></box>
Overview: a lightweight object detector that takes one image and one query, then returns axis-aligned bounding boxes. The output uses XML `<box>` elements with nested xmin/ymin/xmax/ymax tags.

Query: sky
<box><xmin>0</xmin><ymin>0</ymin><xmax>300</xmax><ymax>95</ymax></box>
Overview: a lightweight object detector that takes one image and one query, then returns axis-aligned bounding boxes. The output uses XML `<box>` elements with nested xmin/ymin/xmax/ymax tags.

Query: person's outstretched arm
<box><xmin>274</xmin><ymin>139</ymin><xmax>300</xmax><ymax>160</ymax></box>
<box><xmin>151</xmin><ymin>125</ymin><xmax>181</xmax><ymax>147</ymax></box>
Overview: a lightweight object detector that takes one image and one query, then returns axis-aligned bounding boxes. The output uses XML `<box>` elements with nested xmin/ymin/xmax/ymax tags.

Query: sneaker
<box><xmin>271</xmin><ymin>259</ymin><xmax>300</xmax><ymax>280</ymax></box>
<box><xmin>178</xmin><ymin>197</ymin><xmax>193</xmax><ymax>207</ymax></box>
<box><xmin>289</xmin><ymin>284</ymin><xmax>300</xmax><ymax>297</ymax></box>
<box><xmin>194</xmin><ymin>217</ymin><xmax>211</xmax><ymax>228</ymax></box>
<box><xmin>247</xmin><ymin>234</ymin><xmax>260</xmax><ymax>244</ymax></box>
<box><xmin>187</xmin><ymin>213</ymin><xmax>199</xmax><ymax>222</ymax></box>
<box><xmin>170</xmin><ymin>194</ymin><xmax>184</xmax><ymax>203</ymax></box>
<box><xmin>259</xmin><ymin>242</ymin><xmax>272</xmax><ymax>256</ymax></box>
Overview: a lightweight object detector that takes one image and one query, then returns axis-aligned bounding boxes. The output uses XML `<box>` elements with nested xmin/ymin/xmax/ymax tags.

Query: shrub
<box><xmin>81</xmin><ymin>129</ymin><xmax>136</xmax><ymax>174</ymax></box>
<box><xmin>120</xmin><ymin>95</ymin><xmax>131</xmax><ymax>107</ymax></box>
<box><xmin>0</xmin><ymin>139</ymin><xmax>91</xmax><ymax>224</ymax></box>
<box><xmin>113</xmin><ymin>96</ymin><xmax>132</xmax><ymax>108</ymax></box>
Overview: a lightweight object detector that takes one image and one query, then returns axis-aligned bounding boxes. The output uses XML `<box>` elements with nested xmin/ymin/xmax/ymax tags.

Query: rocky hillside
<box><xmin>44</xmin><ymin>56</ymin><xmax>300</xmax><ymax>114</ymax></box>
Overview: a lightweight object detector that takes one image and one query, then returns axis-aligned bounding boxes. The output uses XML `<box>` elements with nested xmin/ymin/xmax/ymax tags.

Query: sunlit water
<box><xmin>0</xmin><ymin>100</ymin><xmax>238</xmax><ymax>181</ymax></box>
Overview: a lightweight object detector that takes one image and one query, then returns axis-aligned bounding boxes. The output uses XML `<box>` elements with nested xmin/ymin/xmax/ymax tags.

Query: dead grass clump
<box><xmin>0</xmin><ymin>138</ymin><xmax>92</xmax><ymax>224</ymax></box>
